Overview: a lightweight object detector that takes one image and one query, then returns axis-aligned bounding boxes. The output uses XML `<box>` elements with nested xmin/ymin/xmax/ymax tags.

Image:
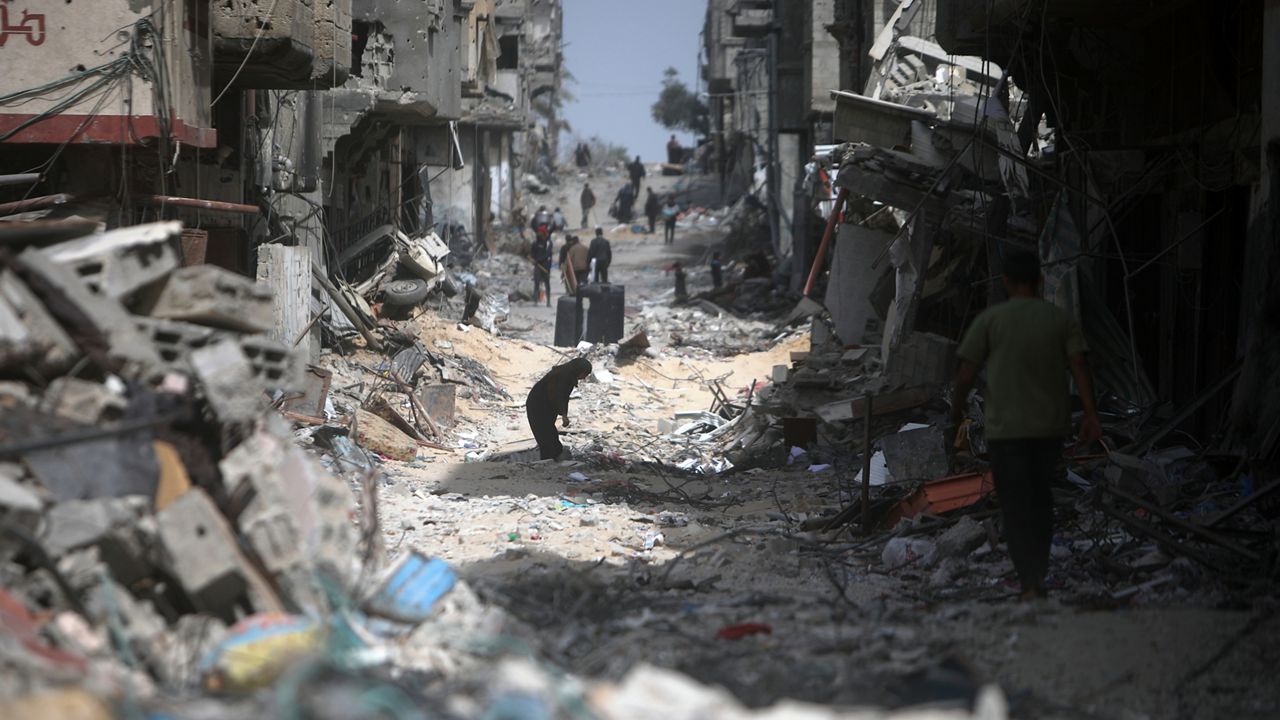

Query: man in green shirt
<box><xmin>950</xmin><ymin>250</ymin><xmax>1101</xmax><ymax>600</ymax></box>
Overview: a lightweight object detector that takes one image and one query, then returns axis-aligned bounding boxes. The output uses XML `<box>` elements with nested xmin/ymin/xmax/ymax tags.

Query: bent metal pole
<box><xmin>802</xmin><ymin>187</ymin><xmax>849</xmax><ymax>298</ymax></box>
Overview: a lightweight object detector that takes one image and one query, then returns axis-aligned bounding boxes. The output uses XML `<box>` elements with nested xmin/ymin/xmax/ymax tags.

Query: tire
<box><xmin>383</xmin><ymin>278</ymin><xmax>430</xmax><ymax>306</ymax></box>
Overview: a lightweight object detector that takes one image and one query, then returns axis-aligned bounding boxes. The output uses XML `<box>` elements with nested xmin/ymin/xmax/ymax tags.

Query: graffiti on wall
<box><xmin>0</xmin><ymin>5</ymin><xmax>46</xmax><ymax>47</ymax></box>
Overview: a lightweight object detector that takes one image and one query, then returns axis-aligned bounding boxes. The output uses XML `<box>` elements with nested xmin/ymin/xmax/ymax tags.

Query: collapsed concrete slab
<box><xmin>0</xmin><ymin>270</ymin><xmax>78</xmax><ymax>375</ymax></box>
<box><xmin>13</xmin><ymin>250</ymin><xmax>162</xmax><ymax>379</ymax></box>
<box><xmin>145</xmin><ymin>265</ymin><xmax>274</xmax><ymax>334</ymax></box>
<box><xmin>39</xmin><ymin>221</ymin><xmax>180</xmax><ymax>302</ymax></box>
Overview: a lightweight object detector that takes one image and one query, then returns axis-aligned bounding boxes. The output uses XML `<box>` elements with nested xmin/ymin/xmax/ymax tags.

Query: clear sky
<box><xmin>561</xmin><ymin>0</ymin><xmax>705</xmax><ymax>163</ymax></box>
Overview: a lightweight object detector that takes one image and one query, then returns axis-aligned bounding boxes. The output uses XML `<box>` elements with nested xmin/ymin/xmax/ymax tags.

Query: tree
<box><xmin>651</xmin><ymin>67</ymin><xmax>708</xmax><ymax>136</ymax></box>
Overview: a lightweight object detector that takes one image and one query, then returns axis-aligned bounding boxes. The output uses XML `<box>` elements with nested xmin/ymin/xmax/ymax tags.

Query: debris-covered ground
<box><xmin>0</xmin><ymin>167</ymin><xmax>1277</xmax><ymax>720</ymax></box>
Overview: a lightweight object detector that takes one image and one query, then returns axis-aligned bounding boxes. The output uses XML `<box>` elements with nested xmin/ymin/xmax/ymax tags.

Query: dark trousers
<box><xmin>664</xmin><ymin>219</ymin><xmax>676</xmax><ymax>245</ymax></box>
<box><xmin>988</xmin><ymin>437</ymin><xmax>1062</xmax><ymax>593</ymax></box>
<box><xmin>581</xmin><ymin>206</ymin><xmax>592</xmax><ymax>228</ymax></box>
<box><xmin>647</xmin><ymin>213</ymin><xmax>658</xmax><ymax>233</ymax></box>
<box><xmin>526</xmin><ymin>399</ymin><xmax>562</xmax><ymax>460</ymax></box>
<box><xmin>533</xmin><ymin>267</ymin><xmax>551</xmax><ymax>304</ymax></box>
<box><xmin>595</xmin><ymin>263</ymin><xmax>609</xmax><ymax>284</ymax></box>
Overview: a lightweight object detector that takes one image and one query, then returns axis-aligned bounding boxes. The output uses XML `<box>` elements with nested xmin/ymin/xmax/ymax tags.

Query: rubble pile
<box><xmin>712</xmin><ymin>311</ymin><xmax>1280</xmax><ymax>609</ymax></box>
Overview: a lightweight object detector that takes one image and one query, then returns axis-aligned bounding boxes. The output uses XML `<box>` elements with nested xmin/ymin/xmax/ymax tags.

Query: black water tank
<box><xmin>553</xmin><ymin>294</ymin><xmax>582</xmax><ymax>347</ymax></box>
<box><xmin>583</xmin><ymin>284</ymin><xmax>625</xmax><ymax>343</ymax></box>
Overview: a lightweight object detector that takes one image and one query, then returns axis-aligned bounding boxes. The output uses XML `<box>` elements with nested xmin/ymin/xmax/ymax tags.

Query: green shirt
<box><xmin>956</xmin><ymin>297</ymin><xmax>1088</xmax><ymax>440</ymax></box>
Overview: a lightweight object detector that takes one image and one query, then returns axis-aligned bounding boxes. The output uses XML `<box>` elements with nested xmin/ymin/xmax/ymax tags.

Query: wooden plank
<box><xmin>257</xmin><ymin>244</ymin><xmax>313</xmax><ymax>362</ymax></box>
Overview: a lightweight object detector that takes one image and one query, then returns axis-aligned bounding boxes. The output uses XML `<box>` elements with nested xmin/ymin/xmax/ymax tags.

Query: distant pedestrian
<box><xmin>710</xmin><ymin>251</ymin><xmax>723</xmax><ymax>289</ymax></box>
<box><xmin>574</xmin><ymin>142</ymin><xmax>592</xmax><ymax>170</ymax></box>
<box><xmin>949</xmin><ymin>250</ymin><xmax>1101</xmax><ymax>601</ymax></box>
<box><xmin>529</xmin><ymin>231</ymin><xmax>553</xmax><ymax>306</ymax></box>
<box><xmin>580</xmin><ymin>183</ymin><xmax>596</xmax><ymax>228</ymax></box>
<box><xmin>562</xmin><ymin>235</ymin><xmax>590</xmax><ymax>295</ymax></box>
<box><xmin>612</xmin><ymin>183</ymin><xmax>636</xmax><ymax>223</ymax></box>
<box><xmin>526</xmin><ymin>357</ymin><xmax>593</xmax><ymax>460</ymax></box>
<box><xmin>666</xmin><ymin>134</ymin><xmax>682</xmax><ymax>164</ymax></box>
<box><xmin>551</xmin><ymin>207</ymin><xmax>566</xmax><ymax>234</ymax></box>
<box><xmin>671</xmin><ymin>261</ymin><xmax>688</xmax><ymax>302</ymax></box>
<box><xmin>628</xmin><ymin>155</ymin><xmax>645</xmax><ymax>194</ymax></box>
<box><xmin>662</xmin><ymin>195</ymin><xmax>679</xmax><ymax>245</ymax></box>
<box><xmin>588</xmin><ymin>227</ymin><xmax>612</xmax><ymax>284</ymax></box>
<box><xmin>530</xmin><ymin>205</ymin><xmax>551</xmax><ymax>235</ymax></box>
<box><xmin>644</xmin><ymin>188</ymin><xmax>660</xmax><ymax>234</ymax></box>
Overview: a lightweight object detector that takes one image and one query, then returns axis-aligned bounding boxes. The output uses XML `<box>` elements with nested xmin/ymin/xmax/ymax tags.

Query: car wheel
<box><xmin>383</xmin><ymin>278</ymin><xmax>430</xmax><ymax>306</ymax></box>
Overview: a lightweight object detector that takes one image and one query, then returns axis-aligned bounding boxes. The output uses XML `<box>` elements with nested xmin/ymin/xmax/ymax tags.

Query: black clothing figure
<box><xmin>613</xmin><ymin>184</ymin><xmax>636</xmax><ymax>223</ymax></box>
<box><xmin>526</xmin><ymin>358</ymin><xmax>593</xmax><ymax>460</ymax></box>
<box><xmin>666</xmin><ymin>135</ymin><xmax>682</xmax><ymax>164</ymax></box>
<box><xmin>628</xmin><ymin>156</ymin><xmax>645</xmax><ymax>194</ymax></box>
<box><xmin>574</xmin><ymin>143</ymin><xmax>592</xmax><ymax>169</ymax></box>
<box><xmin>588</xmin><ymin>231</ymin><xmax>612</xmax><ymax>284</ymax></box>
<box><xmin>461</xmin><ymin>284</ymin><xmax>482</xmax><ymax>324</ymax></box>
<box><xmin>672</xmin><ymin>262</ymin><xmax>687</xmax><ymax>302</ymax></box>
<box><xmin>644</xmin><ymin>189</ymin><xmax>660</xmax><ymax>234</ymax></box>
<box><xmin>580</xmin><ymin>185</ymin><xmax>596</xmax><ymax>228</ymax></box>
<box><xmin>531</xmin><ymin>235</ymin><xmax>553</xmax><ymax>305</ymax></box>
<box><xmin>710</xmin><ymin>253</ymin><xmax>723</xmax><ymax>289</ymax></box>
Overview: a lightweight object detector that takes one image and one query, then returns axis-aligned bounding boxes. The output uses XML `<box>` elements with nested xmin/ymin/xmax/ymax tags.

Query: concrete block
<box><xmin>219</xmin><ymin>431</ymin><xmax>355</xmax><ymax>610</ymax></box>
<box><xmin>40</xmin><ymin>497</ymin><xmax>156</xmax><ymax>585</ymax></box>
<box><xmin>157</xmin><ymin>488</ymin><xmax>283</xmax><ymax>617</ymax></box>
<box><xmin>137</xmin><ymin>317</ymin><xmax>303</xmax><ymax>394</ymax></box>
<box><xmin>884</xmin><ymin>331</ymin><xmax>955</xmax><ymax>390</ymax></box>
<box><xmin>189</xmin><ymin>340</ymin><xmax>263</xmax><ymax>424</ymax></box>
<box><xmin>41</xmin><ymin>377</ymin><xmax>127</xmax><ymax>425</ymax></box>
<box><xmin>0</xmin><ymin>270</ymin><xmax>78</xmax><ymax>375</ymax></box>
<box><xmin>0</xmin><ymin>467</ymin><xmax>42</xmax><ymax>561</ymax></box>
<box><xmin>826</xmin><ymin>224</ymin><xmax>893</xmax><ymax>346</ymax></box>
<box><xmin>354</xmin><ymin>409</ymin><xmax>418</xmax><ymax>461</ymax></box>
<box><xmin>879</xmin><ymin>425</ymin><xmax>949</xmax><ymax>483</ymax></box>
<box><xmin>15</xmin><ymin>249</ymin><xmax>162</xmax><ymax>379</ymax></box>
<box><xmin>135</xmin><ymin>316</ymin><xmax>222</xmax><ymax>373</ymax></box>
<box><xmin>256</xmin><ymin>243</ymin><xmax>313</xmax><ymax>362</ymax></box>
<box><xmin>147</xmin><ymin>265</ymin><xmax>273</xmax><ymax>333</ymax></box>
<box><xmin>770</xmin><ymin>365</ymin><xmax>788</xmax><ymax>383</ymax></box>
<box><xmin>238</xmin><ymin>334</ymin><xmax>304</xmax><ymax>392</ymax></box>
<box><xmin>41</xmin><ymin>221</ymin><xmax>180</xmax><ymax>301</ymax></box>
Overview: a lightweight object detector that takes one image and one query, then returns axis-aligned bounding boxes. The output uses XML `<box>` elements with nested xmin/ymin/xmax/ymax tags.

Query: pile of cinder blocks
<box><xmin>0</xmin><ymin>219</ymin><xmax>360</xmax><ymax>693</ymax></box>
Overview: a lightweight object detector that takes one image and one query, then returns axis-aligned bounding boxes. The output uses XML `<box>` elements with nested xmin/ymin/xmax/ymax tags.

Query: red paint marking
<box><xmin>0</xmin><ymin>5</ymin><xmax>46</xmax><ymax>47</ymax></box>
<box><xmin>716</xmin><ymin>622</ymin><xmax>773</xmax><ymax>640</ymax></box>
<box><xmin>0</xmin><ymin>113</ymin><xmax>216</xmax><ymax>148</ymax></box>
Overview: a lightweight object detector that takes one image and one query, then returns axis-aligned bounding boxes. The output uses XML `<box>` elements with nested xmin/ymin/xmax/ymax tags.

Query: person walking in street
<box><xmin>580</xmin><ymin>183</ymin><xmax>596</xmax><ymax>228</ymax></box>
<box><xmin>574</xmin><ymin>142</ymin><xmax>592</xmax><ymax>171</ymax></box>
<box><xmin>662</xmin><ymin>195</ymin><xmax>679</xmax><ymax>245</ymax></box>
<box><xmin>529</xmin><ymin>228</ymin><xmax>554</xmax><ymax>306</ymax></box>
<box><xmin>644</xmin><ymin>188</ymin><xmax>660</xmax><ymax>234</ymax></box>
<box><xmin>666</xmin><ymin>134</ymin><xmax>682</xmax><ymax>164</ymax></box>
<box><xmin>612</xmin><ymin>183</ymin><xmax>636</xmax><ymax>223</ymax></box>
<box><xmin>670</xmin><ymin>261</ymin><xmax>688</xmax><ymax>302</ymax></box>
<box><xmin>628</xmin><ymin>155</ymin><xmax>645</xmax><ymax>194</ymax></box>
<box><xmin>562</xmin><ymin>234</ymin><xmax>590</xmax><ymax>295</ymax></box>
<box><xmin>949</xmin><ymin>249</ymin><xmax>1101</xmax><ymax>601</ymax></box>
<box><xmin>709</xmin><ymin>251</ymin><xmax>723</xmax><ymax>289</ymax></box>
<box><xmin>588</xmin><ymin>227</ymin><xmax>612</xmax><ymax>284</ymax></box>
<box><xmin>526</xmin><ymin>357</ymin><xmax>593</xmax><ymax>460</ymax></box>
<box><xmin>551</xmin><ymin>207</ymin><xmax>566</xmax><ymax>235</ymax></box>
